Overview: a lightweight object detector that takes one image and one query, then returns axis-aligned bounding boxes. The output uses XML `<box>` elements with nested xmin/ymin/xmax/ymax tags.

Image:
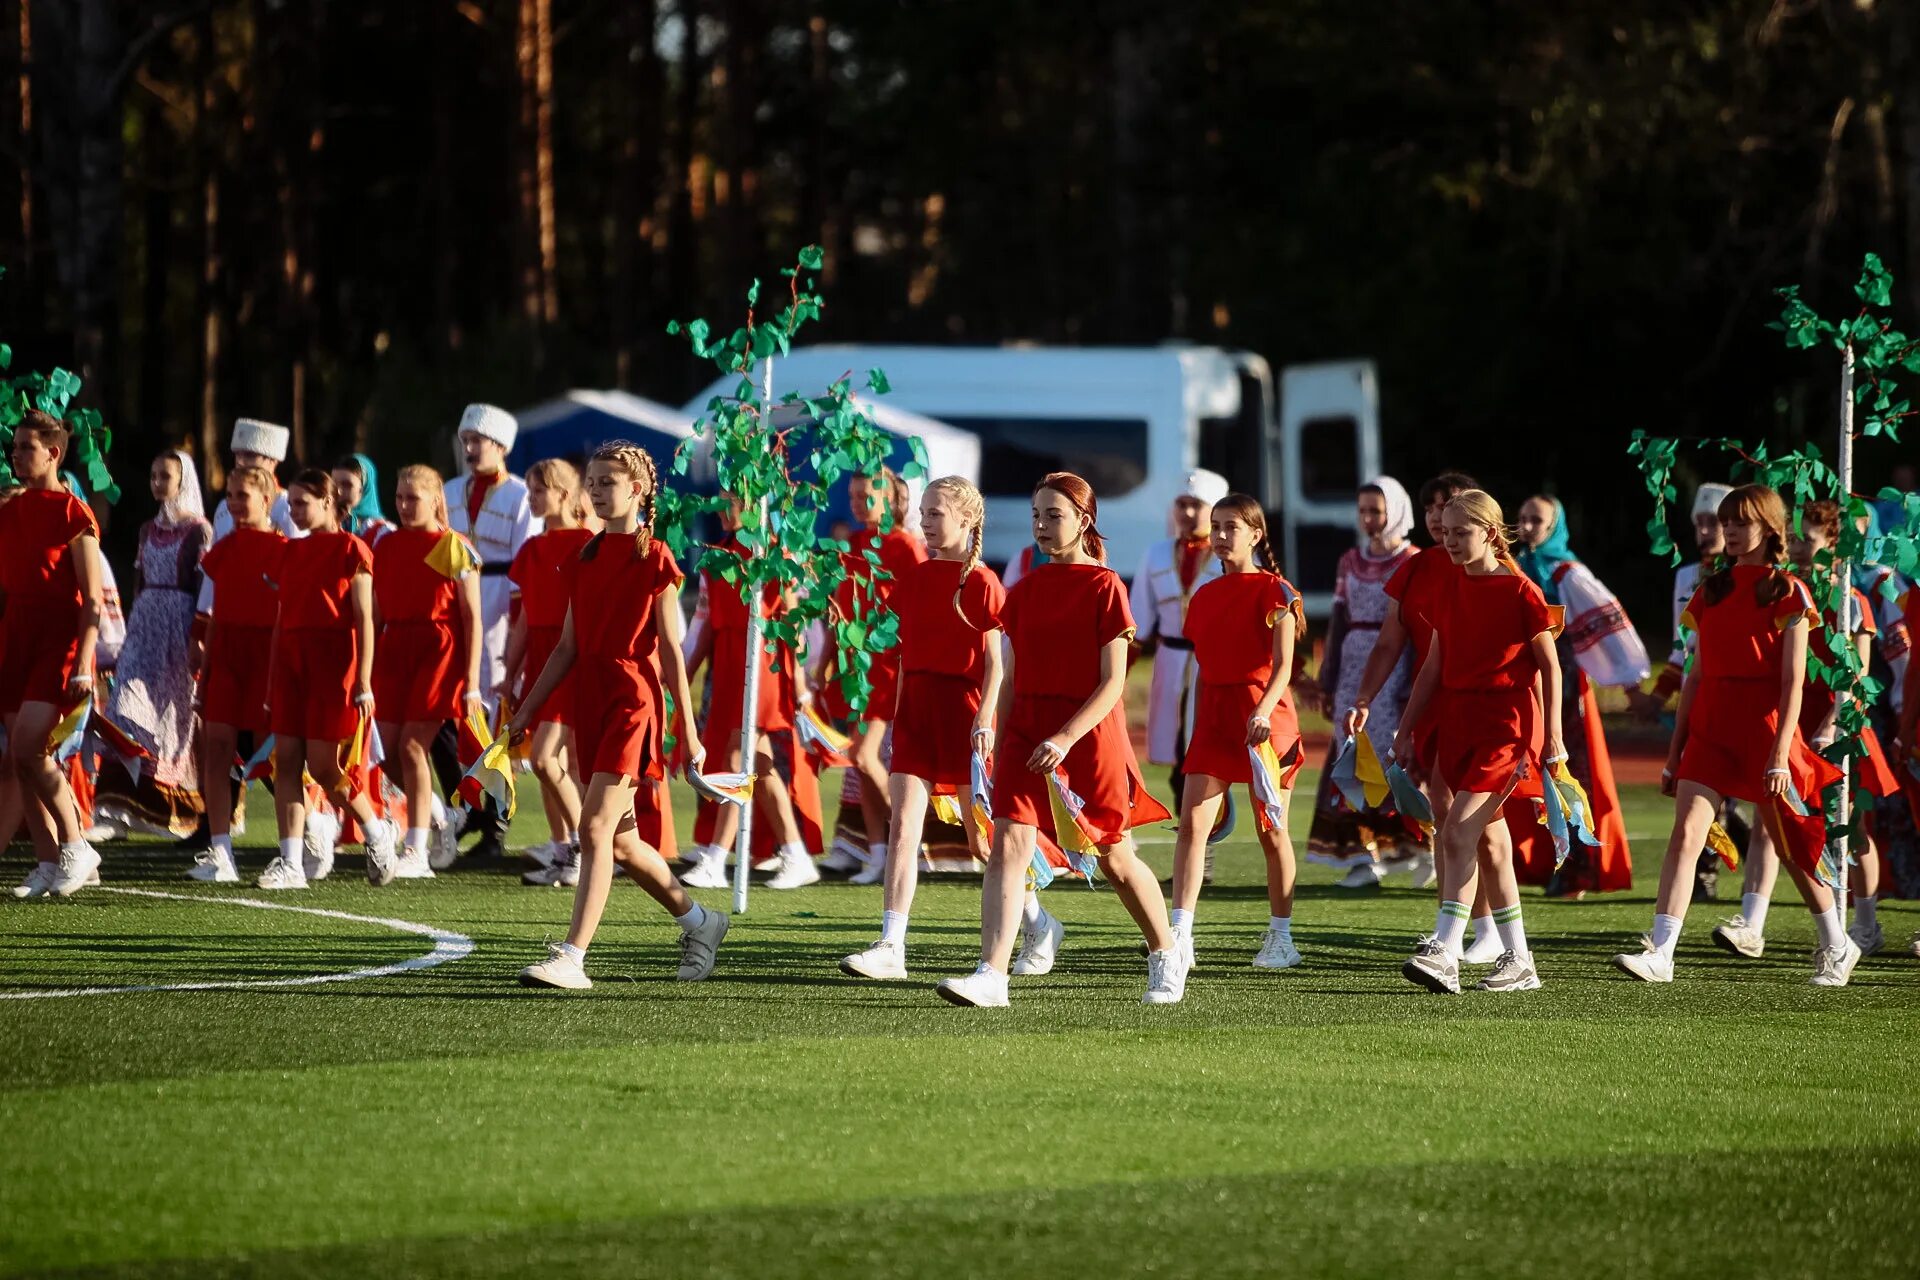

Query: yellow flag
<box><xmin>426</xmin><ymin>530</ymin><xmax>481</xmax><ymax>579</ymax></box>
<box><xmin>1354</xmin><ymin>730</ymin><xmax>1391</xmax><ymax>808</ymax></box>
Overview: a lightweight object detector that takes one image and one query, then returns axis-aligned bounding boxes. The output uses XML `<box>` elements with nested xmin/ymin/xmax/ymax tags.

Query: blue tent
<box><xmin>507</xmin><ymin>390</ymin><xmax>711</xmax><ymax>488</ymax></box>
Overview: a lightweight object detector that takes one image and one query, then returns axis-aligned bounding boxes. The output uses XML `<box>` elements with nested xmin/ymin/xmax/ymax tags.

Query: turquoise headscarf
<box><xmin>346</xmin><ymin>453</ymin><xmax>386</xmax><ymax>532</ymax></box>
<box><xmin>1516</xmin><ymin>497</ymin><xmax>1576</xmax><ymax>605</ymax></box>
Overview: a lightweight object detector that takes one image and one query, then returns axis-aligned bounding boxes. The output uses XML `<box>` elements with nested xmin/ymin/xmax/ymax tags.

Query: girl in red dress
<box><xmin>1165</xmin><ymin>495</ymin><xmax>1307</xmax><ymax>993</ymax></box>
<box><xmin>262</xmin><ymin>469</ymin><xmax>397</xmax><ymax>890</ymax></box>
<box><xmin>1613</xmin><ymin>484</ymin><xmax>1857</xmax><ymax>986</ymax></box>
<box><xmin>936</xmin><ymin>472</ymin><xmax>1181</xmax><ymax>1008</ymax></box>
<box><xmin>505</xmin><ymin>458</ymin><xmax>596</xmax><ymax>885</ymax></box>
<box><xmin>191</xmin><ymin>464</ymin><xmax>287</xmax><ymax>883</ymax></box>
<box><xmin>510</xmin><ymin>441</ymin><xmax>728</xmax><ymax>990</ymax></box>
<box><xmin>819</xmin><ymin>466</ymin><xmax>926</xmax><ymax>873</ymax></box>
<box><xmin>1392</xmin><ymin>489</ymin><xmax>1564</xmax><ymax>995</ymax></box>
<box><xmin>373</xmin><ymin>466</ymin><xmax>484</xmax><ymax>880</ymax></box>
<box><xmin>840</xmin><ymin>476</ymin><xmax>1006</xmax><ymax>980</ymax></box>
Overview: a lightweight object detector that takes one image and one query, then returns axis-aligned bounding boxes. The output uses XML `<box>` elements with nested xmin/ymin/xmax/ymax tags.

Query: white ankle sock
<box><xmin>429</xmin><ymin>792</ymin><xmax>448</xmax><ymax>825</ymax></box>
<box><xmin>1434</xmin><ymin>901</ymin><xmax>1470</xmax><ymax>955</ymax></box>
<box><xmin>1741</xmin><ymin>892</ymin><xmax>1770</xmax><ymax>931</ymax></box>
<box><xmin>675</xmin><ymin>901</ymin><xmax>709</xmax><ymax>933</ymax></box>
<box><xmin>1022</xmin><ymin>893</ymin><xmax>1043</xmax><ymax>926</ymax></box>
<box><xmin>1855</xmin><ymin>896</ymin><xmax>1878</xmax><ymax>928</ymax></box>
<box><xmin>1268</xmin><ymin>915</ymin><xmax>1291</xmax><ymax>940</ymax></box>
<box><xmin>279</xmin><ymin>837</ymin><xmax>301</xmax><ymax>862</ymax></box>
<box><xmin>558</xmin><ymin>941</ymin><xmax>586</xmax><ymax>963</ymax></box>
<box><xmin>1169</xmin><ymin>907</ymin><xmax>1193</xmax><ymax>937</ymax></box>
<box><xmin>881</xmin><ymin>910</ymin><xmax>908</xmax><ymax>945</ymax></box>
<box><xmin>780</xmin><ymin>841</ymin><xmax>807</xmax><ymax>863</ymax></box>
<box><xmin>1470</xmin><ymin>913</ymin><xmax>1497</xmax><ymax>943</ymax></box>
<box><xmin>867</xmin><ymin>841</ymin><xmax>887</xmax><ymax>865</ymax></box>
<box><xmin>1493</xmin><ymin>904</ymin><xmax>1528</xmax><ymax>956</ymax></box>
<box><xmin>1813</xmin><ymin>906</ymin><xmax>1845</xmax><ymax>950</ymax></box>
<box><xmin>1650</xmin><ymin>913</ymin><xmax>1682</xmax><ymax>959</ymax></box>
<box><xmin>405</xmin><ymin>827</ymin><xmax>429</xmax><ymax>852</ymax></box>
<box><xmin>211</xmin><ymin>834</ymin><xmax>233</xmax><ymax>857</ymax></box>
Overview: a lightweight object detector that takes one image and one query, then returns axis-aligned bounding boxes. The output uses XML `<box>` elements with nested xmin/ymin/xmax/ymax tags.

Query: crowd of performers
<box><xmin>5</xmin><ymin>404</ymin><xmax>1919</xmax><ymax>1002</ymax></box>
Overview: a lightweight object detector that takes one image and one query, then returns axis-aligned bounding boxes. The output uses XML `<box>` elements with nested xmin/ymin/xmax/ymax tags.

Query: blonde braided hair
<box><xmin>927</xmin><ymin>474</ymin><xmax>987</xmax><ymax>623</ymax></box>
<box><xmin>589</xmin><ymin>439</ymin><xmax>659</xmax><ymax>559</ymax></box>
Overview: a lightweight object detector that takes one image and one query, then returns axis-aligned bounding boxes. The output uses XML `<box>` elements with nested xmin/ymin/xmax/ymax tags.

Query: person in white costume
<box><xmin>1131</xmin><ymin>469</ymin><xmax>1228</xmax><ymax>812</ymax></box>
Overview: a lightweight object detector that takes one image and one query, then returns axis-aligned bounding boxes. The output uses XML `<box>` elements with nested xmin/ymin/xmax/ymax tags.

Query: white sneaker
<box><xmin>1177</xmin><ymin>929</ymin><xmax>1196</xmax><ymax>972</ymax></box>
<box><xmin>428</xmin><ymin>822</ymin><xmax>460</xmax><ymax>871</ymax></box>
<box><xmin>257</xmin><ymin>856</ymin><xmax>309</xmax><ymax>890</ymax></box>
<box><xmin>767</xmin><ymin>848</ymin><xmax>822</xmax><ymax>889</ymax></box>
<box><xmin>1402</xmin><ymin>936</ymin><xmax>1461</xmax><ymax>994</ymax></box>
<box><xmin>1810</xmin><ymin>937</ymin><xmax>1862</xmax><ymax>988</ymax></box>
<box><xmin>519</xmin><ymin>841</ymin><xmax>558</xmax><ymax>870</ymax></box>
<box><xmin>1847</xmin><ymin>919</ymin><xmax>1884</xmax><ymax>957</ymax></box>
<box><xmin>393</xmin><ymin>846</ymin><xmax>435</xmax><ymax>879</ymax></box>
<box><xmin>1611</xmin><ymin>943</ymin><xmax>1674</xmax><ymax>983</ymax></box>
<box><xmin>1011</xmin><ymin>906</ymin><xmax>1064</xmax><ymax>976</ymax></box>
<box><xmin>364</xmin><ymin>820</ymin><xmax>399</xmax><ymax>886</ymax></box>
<box><xmin>303</xmin><ymin>811</ymin><xmax>340</xmax><ymax>881</ymax></box>
<box><xmin>1251</xmin><ymin>928</ymin><xmax>1302</xmax><ymax>970</ymax></box>
<box><xmin>849</xmin><ymin>854</ymin><xmax>887</xmax><ymax>886</ymax></box>
<box><xmin>1711</xmin><ymin>915</ymin><xmax>1766</xmax><ymax>959</ymax></box>
<box><xmin>1408</xmin><ymin>852</ymin><xmax>1437</xmax><ymax>890</ymax></box>
<box><xmin>680</xmin><ymin>849</ymin><xmax>731</xmax><ymax>889</ymax></box>
<box><xmin>840</xmin><ymin>939</ymin><xmax>909</xmax><ymax>980</ymax></box>
<box><xmin>751</xmin><ymin>853</ymin><xmax>781</xmax><ymax>873</ymax></box>
<box><xmin>936</xmin><ymin>966</ymin><xmax>1010</xmax><ymax>1008</ymax></box>
<box><xmin>187</xmin><ymin>849</ymin><xmax>239</xmax><ymax>883</ymax></box>
<box><xmin>1142</xmin><ymin>947</ymin><xmax>1189</xmax><ymax>1004</ymax></box>
<box><xmin>1461</xmin><ymin>929</ymin><xmax>1504</xmax><ymax>966</ymax></box>
<box><xmin>12</xmin><ymin>861</ymin><xmax>59</xmax><ymax>899</ymax></box>
<box><xmin>819</xmin><ymin>839</ymin><xmax>866</xmax><ymax>873</ymax></box>
<box><xmin>1474</xmin><ymin>949</ymin><xmax>1542</xmax><ymax>992</ymax></box>
<box><xmin>50</xmin><ymin>844</ymin><xmax>102</xmax><ymax>897</ymax></box>
<box><xmin>519</xmin><ymin>942</ymin><xmax>591</xmax><ymax>990</ymax></box>
<box><xmin>522</xmin><ymin>846</ymin><xmax>577</xmax><ymax>887</ymax></box>
<box><xmin>676</xmin><ymin>909</ymin><xmax>730</xmax><ymax>980</ymax></box>
<box><xmin>1338</xmin><ymin>862</ymin><xmax>1384</xmax><ymax>889</ymax></box>
<box><xmin>1911</xmin><ymin>930</ymin><xmax>1920</xmax><ymax>960</ymax></box>
<box><xmin>83</xmin><ymin>819</ymin><xmax>125</xmax><ymax>843</ymax></box>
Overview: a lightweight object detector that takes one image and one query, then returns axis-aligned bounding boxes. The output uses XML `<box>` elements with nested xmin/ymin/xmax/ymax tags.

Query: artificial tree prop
<box><xmin>0</xmin><ymin>276</ymin><xmax>120</xmax><ymax>502</ymax></box>
<box><xmin>1630</xmin><ymin>252</ymin><xmax>1920</xmax><ymax>905</ymax></box>
<box><xmin>661</xmin><ymin>246</ymin><xmax>927</xmax><ymax>912</ymax></box>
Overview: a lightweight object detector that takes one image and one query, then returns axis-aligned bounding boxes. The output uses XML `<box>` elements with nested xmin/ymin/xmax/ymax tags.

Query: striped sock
<box><xmin>1493</xmin><ymin>904</ymin><xmax>1528</xmax><ymax>957</ymax></box>
<box><xmin>1434</xmin><ymin>900</ymin><xmax>1471</xmax><ymax>955</ymax></box>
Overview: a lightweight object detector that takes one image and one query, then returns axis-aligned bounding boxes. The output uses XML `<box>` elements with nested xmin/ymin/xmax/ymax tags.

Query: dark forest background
<box><xmin>5</xmin><ymin>0</ymin><xmax>1918</xmax><ymax>628</ymax></box>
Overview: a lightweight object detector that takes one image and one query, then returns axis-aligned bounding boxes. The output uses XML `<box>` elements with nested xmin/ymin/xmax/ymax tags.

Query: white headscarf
<box><xmin>160</xmin><ymin>449</ymin><xmax>207</xmax><ymax>527</ymax></box>
<box><xmin>1364</xmin><ymin>475</ymin><xmax>1415</xmax><ymax>544</ymax></box>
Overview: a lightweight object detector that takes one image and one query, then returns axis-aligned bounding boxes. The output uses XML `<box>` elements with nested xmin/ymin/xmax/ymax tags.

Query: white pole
<box><xmin>1835</xmin><ymin>344</ymin><xmax>1854</xmax><ymax>930</ymax></box>
<box><xmin>731</xmin><ymin>355</ymin><xmax>775</xmax><ymax>915</ymax></box>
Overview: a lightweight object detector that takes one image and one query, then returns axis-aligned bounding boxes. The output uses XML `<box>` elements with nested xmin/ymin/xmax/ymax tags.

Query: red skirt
<box><xmin>271</xmin><ymin>627</ymin><xmax>360</xmax><ymax>742</ymax></box>
<box><xmin>1680</xmin><ymin>675</ymin><xmax>1838</xmax><ymax>805</ymax></box>
<box><xmin>524</xmin><ymin>625</ymin><xmax>572</xmax><ymax>725</ymax></box>
<box><xmin>0</xmin><ymin>604</ymin><xmax>81</xmax><ymax>713</ymax></box>
<box><xmin>1435</xmin><ymin>685</ymin><xmax>1539</xmax><ymax>796</ymax></box>
<box><xmin>573</xmin><ymin>656</ymin><xmax>662</xmax><ymax>783</ymax></box>
<box><xmin>374</xmin><ymin>620</ymin><xmax>463</xmax><ymax>723</ymax></box>
<box><xmin>1184</xmin><ymin>678</ymin><xmax>1300</xmax><ymax>784</ymax></box>
<box><xmin>890</xmin><ymin>670</ymin><xmax>981</xmax><ymax>785</ymax></box>
<box><xmin>995</xmin><ymin>694</ymin><xmax>1172</xmax><ymax>844</ymax></box>
<box><xmin>706</xmin><ymin>626</ymin><xmax>794</xmax><ymax>744</ymax></box>
<box><xmin>203</xmin><ymin>622</ymin><xmax>274</xmax><ymax>734</ymax></box>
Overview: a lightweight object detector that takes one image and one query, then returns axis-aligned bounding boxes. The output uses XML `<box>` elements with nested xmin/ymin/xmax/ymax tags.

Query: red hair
<box><xmin>1035</xmin><ymin>471</ymin><xmax>1106</xmax><ymax>563</ymax></box>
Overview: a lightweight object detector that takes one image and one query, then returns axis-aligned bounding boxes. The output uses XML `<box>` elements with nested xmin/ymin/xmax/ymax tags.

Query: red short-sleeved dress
<box><xmin>1182</xmin><ymin>571</ymin><xmax>1306</xmax><ymax>785</ymax></box>
<box><xmin>1431</xmin><ymin>570</ymin><xmax>1558</xmax><ymax>795</ymax></box>
<box><xmin>995</xmin><ymin>562</ymin><xmax>1172</xmax><ymax>843</ymax></box>
<box><xmin>563</xmin><ymin>533</ymin><xmax>683</xmax><ymax>781</ymax></box>
<box><xmin>822</xmin><ymin>526</ymin><xmax>927</xmax><ymax>724</ymax></box>
<box><xmin>1383</xmin><ymin>544</ymin><xmax>1462</xmax><ymax>768</ymax></box>
<box><xmin>201</xmin><ymin>528</ymin><xmax>288</xmax><ymax>734</ymax></box>
<box><xmin>1798</xmin><ymin>587</ymin><xmax>1901</xmax><ymax>799</ymax></box>
<box><xmin>0</xmin><ymin>487</ymin><xmax>98</xmax><ymax>713</ymax></box>
<box><xmin>890</xmin><ymin>558</ymin><xmax>1007</xmax><ymax>786</ymax></box>
<box><xmin>509</xmin><ymin>526</ymin><xmax>594</xmax><ymax>725</ymax></box>
<box><xmin>1677</xmin><ymin>566</ymin><xmax>1841</xmax><ymax>805</ymax></box>
<box><xmin>373</xmin><ymin>528</ymin><xmax>474</xmax><ymax>722</ymax></box>
<box><xmin>270</xmin><ymin>530</ymin><xmax>374</xmax><ymax>741</ymax></box>
<box><xmin>703</xmin><ymin>551</ymin><xmax>795</xmax><ymax>747</ymax></box>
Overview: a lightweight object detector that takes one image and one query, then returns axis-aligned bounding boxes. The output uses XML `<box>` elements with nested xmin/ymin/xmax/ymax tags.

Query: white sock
<box><xmin>1855</xmin><ymin>896</ymin><xmax>1878</xmax><ymax>928</ymax></box>
<box><xmin>868</xmin><ymin>841</ymin><xmax>887</xmax><ymax>865</ymax></box>
<box><xmin>429</xmin><ymin>792</ymin><xmax>448</xmax><ymax>826</ymax></box>
<box><xmin>1650</xmin><ymin>913</ymin><xmax>1682</xmax><ymax>959</ymax></box>
<box><xmin>780</xmin><ymin>841</ymin><xmax>808</xmax><ymax>864</ymax></box>
<box><xmin>1493</xmin><ymin>905</ymin><xmax>1528</xmax><ymax>957</ymax></box>
<box><xmin>1268</xmin><ymin>915</ymin><xmax>1291</xmax><ymax>940</ymax></box>
<box><xmin>558</xmin><ymin>941</ymin><xmax>586</xmax><ymax>963</ymax></box>
<box><xmin>1021</xmin><ymin>892</ymin><xmax>1043</xmax><ymax>926</ymax></box>
<box><xmin>211</xmin><ymin>834</ymin><xmax>233</xmax><ymax>857</ymax></box>
<box><xmin>279</xmin><ymin>837</ymin><xmax>302</xmax><ymax>862</ymax></box>
<box><xmin>1741</xmin><ymin>891</ymin><xmax>1770</xmax><ymax>932</ymax></box>
<box><xmin>1434</xmin><ymin>901</ymin><xmax>1470</xmax><ymax>955</ymax></box>
<box><xmin>405</xmin><ymin>827</ymin><xmax>429</xmax><ymax>852</ymax></box>
<box><xmin>1169</xmin><ymin>907</ymin><xmax>1193</xmax><ymax>937</ymax></box>
<box><xmin>675</xmin><ymin>901</ymin><xmax>709</xmax><ymax>933</ymax></box>
<box><xmin>1813</xmin><ymin>906</ymin><xmax>1845</xmax><ymax>951</ymax></box>
<box><xmin>1470</xmin><ymin>913</ymin><xmax>1497</xmax><ymax>943</ymax></box>
<box><xmin>881</xmin><ymin>909</ymin><xmax>908</xmax><ymax>946</ymax></box>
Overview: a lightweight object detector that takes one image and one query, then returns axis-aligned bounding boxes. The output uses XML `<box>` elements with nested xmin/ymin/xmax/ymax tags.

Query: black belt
<box><xmin>480</xmin><ymin>564</ymin><xmax>511</xmax><ymax>577</ymax></box>
<box><xmin>1159</xmin><ymin>636</ymin><xmax>1194</xmax><ymax>652</ymax></box>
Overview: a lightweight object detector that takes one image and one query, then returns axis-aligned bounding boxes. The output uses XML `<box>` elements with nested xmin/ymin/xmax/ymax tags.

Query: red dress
<box><xmin>0</xmin><ymin>488</ymin><xmax>97</xmax><ymax>713</ymax></box>
<box><xmin>1182</xmin><ymin>571</ymin><xmax>1305</xmax><ymax>784</ymax></box>
<box><xmin>822</xmin><ymin>526</ymin><xmax>927</xmax><ymax>723</ymax></box>
<box><xmin>1431</xmin><ymin>570</ymin><xmax>1557</xmax><ymax>794</ymax></box>
<box><xmin>1383</xmin><ymin>544</ymin><xmax>1463</xmax><ymax>768</ymax></box>
<box><xmin>890</xmin><ymin>558</ymin><xmax>1006</xmax><ymax>786</ymax></box>
<box><xmin>562</xmin><ymin>532</ymin><xmax>683</xmax><ymax>782</ymax></box>
<box><xmin>1798</xmin><ymin>586</ymin><xmax>1901</xmax><ymax>800</ymax></box>
<box><xmin>270</xmin><ymin>531</ymin><xmax>373</xmax><ymax>740</ymax></box>
<box><xmin>509</xmin><ymin>526</ymin><xmax>595</xmax><ymax>725</ymax></box>
<box><xmin>995</xmin><ymin>562</ymin><xmax>1172</xmax><ymax>843</ymax></box>
<box><xmin>703</xmin><ymin>550</ymin><xmax>795</xmax><ymax>747</ymax></box>
<box><xmin>201</xmin><ymin>528</ymin><xmax>287</xmax><ymax>734</ymax></box>
<box><xmin>373</xmin><ymin>528</ymin><xmax>473</xmax><ymax>722</ymax></box>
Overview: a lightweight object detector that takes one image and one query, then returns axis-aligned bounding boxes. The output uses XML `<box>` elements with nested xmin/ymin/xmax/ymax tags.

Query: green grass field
<box><xmin>4</xmin><ymin>760</ymin><xmax>1918</xmax><ymax>1279</ymax></box>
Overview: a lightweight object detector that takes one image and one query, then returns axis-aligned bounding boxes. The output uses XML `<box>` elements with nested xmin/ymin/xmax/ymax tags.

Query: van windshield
<box><xmin>938</xmin><ymin>416</ymin><xmax>1149</xmax><ymax>498</ymax></box>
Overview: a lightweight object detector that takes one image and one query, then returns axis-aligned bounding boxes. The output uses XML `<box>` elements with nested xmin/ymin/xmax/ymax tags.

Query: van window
<box><xmin>940</xmin><ymin>416</ymin><xmax>1149</xmax><ymax>498</ymax></box>
<box><xmin>1298</xmin><ymin>415</ymin><xmax>1361</xmax><ymax>500</ymax></box>
<box><xmin>1199</xmin><ymin>369</ymin><xmax>1270</xmax><ymax>502</ymax></box>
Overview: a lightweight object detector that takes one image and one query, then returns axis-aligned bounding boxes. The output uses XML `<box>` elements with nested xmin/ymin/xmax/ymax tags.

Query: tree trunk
<box><xmin>1892</xmin><ymin>0</ymin><xmax>1920</xmax><ymax>318</ymax></box>
<box><xmin>609</xmin><ymin>0</ymin><xmax>661</xmax><ymax>387</ymax></box>
<box><xmin>194</xmin><ymin>8</ymin><xmax>222</xmax><ymax>475</ymax></box>
<box><xmin>138</xmin><ymin>89</ymin><xmax>171</xmax><ymax>441</ymax></box>
<box><xmin>665</xmin><ymin>0</ymin><xmax>703</xmax><ymax>345</ymax></box>
<box><xmin>430</xmin><ymin>0</ymin><xmax>457</xmax><ymax>353</ymax></box>
<box><xmin>514</xmin><ymin>0</ymin><xmax>557</xmax><ymax>328</ymax></box>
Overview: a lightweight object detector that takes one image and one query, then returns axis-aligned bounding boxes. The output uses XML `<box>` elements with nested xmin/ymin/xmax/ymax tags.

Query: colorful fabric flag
<box><xmin>425</xmin><ymin>530</ymin><xmax>481</xmax><ymax>579</ymax></box>
<box><xmin>1352</xmin><ymin>730</ymin><xmax>1391</xmax><ymax>808</ymax></box>
<box><xmin>929</xmin><ymin>792</ymin><xmax>965</xmax><ymax>826</ymax></box>
<box><xmin>234</xmin><ymin>735</ymin><xmax>277</xmax><ymax>783</ymax></box>
<box><xmin>342</xmin><ymin>706</ymin><xmax>384</xmax><ymax>770</ymax></box>
<box><xmin>458</xmin><ymin>735</ymin><xmax>518</xmax><ymax>820</ymax></box>
<box><xmin>1546</xmin><ymin>761</ymin><xmax>1601</xmax><ymax>851</ymax></box>
<box><xmin>969</xmin><ymin>750</ymin><xmax>994</xmax><ymax>847</ymax></box>
<box><xmin>1383</xmin><ymin>762</ymin><xmax>1434</xmax><ymax>832</ymax></box>
<box><xmin>688</xmin><ymin>764</ymin><xmax>754</xmax><ymax>808</ymax></box>
<box><xmin>456</xmin><ymin>701</ymin><xmax>493</xmax><ymax>770</ymax></box>
<box><xmin>1703</xmin><ymin>821</ymin><xmax>1740</xmax><ymax>871</ymax></box>
<box><xmin>1328</xmin><ymin>736</ymin><xmax>1365</xmax><ymax>810</ymax></box>
<box><xmin>91</xmin><ymin>710</ymin><xmax>153</xmax><ymax>785</ymax></box>
<box><xmin>797</xmin><ymin>703</ymin><xmax>853</xmax><ymax>768</ymax></box>
<box><xmin>47</xmin><ymin>695</ymin><xmax>89</xmax><ymax>763</ymax></box>
<box><xmin>1248</xmin><ymin>738</ymin><xmax>1291</xmax><ymax>834</ymax></box>
<box><xmin>1045</xmin><ymin>770</ymin><xmax>1104</xmax><ymax>880</ymax></box>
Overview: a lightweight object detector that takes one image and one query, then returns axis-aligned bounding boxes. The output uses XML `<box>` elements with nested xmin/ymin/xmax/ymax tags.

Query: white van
<box><xmin>684</xmin><ymin>346</ymin><xmax>1377</xmax><ymax>612</ymax></box>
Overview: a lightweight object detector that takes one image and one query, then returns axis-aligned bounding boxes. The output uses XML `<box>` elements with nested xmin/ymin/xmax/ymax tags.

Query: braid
<box><xmin>1756</xmin><ymin>529</ymin><xmax>1791</xmax><ymax>606</ymax></box>
<box><xmin>1255</xmin><ymin>531</ymin><xmax>1279</xmax><ymax>574</ymax></box>
<box><xmin>589</xmin><ymin>439</ymin><xmax>659</xmax><ymax>558</ymax></box>
<box><xmin>927</xmin><ymin>475</ymin><xmax>988</xmax><ymax>624</ymax></box>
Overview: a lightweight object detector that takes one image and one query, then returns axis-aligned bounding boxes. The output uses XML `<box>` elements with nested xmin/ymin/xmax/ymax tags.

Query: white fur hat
<box><xmin>1692</xmin><ymin>482</ymin><xmax>1733</xmax><ymax>519</ymax></box>
<box><xmin>1181</xmin><ymin>468</ymin><xmax>1230</xmax><ymax>506</ymax></box>
<box><xmin>459</xmin><ymin>403</ymin><xmax>518</xmax><ymax>452</ymax></box>
<box><xmin>230</xmin><ymin>418</ymin><xmax>290</xmax><ymax>463</ymax></box>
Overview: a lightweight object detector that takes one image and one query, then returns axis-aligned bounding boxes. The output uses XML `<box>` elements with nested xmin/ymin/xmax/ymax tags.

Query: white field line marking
<box><xmin>0</xmin><ymin>888</ymin><xmax>475</xmax><ymax>1000</ymax></box>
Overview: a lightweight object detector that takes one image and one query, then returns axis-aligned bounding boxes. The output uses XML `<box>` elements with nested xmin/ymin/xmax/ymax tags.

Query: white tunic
<box><xmin>1129</xmin><ymin>537</ymin><xmax>1222</xmax><ymax>765</ymax></box>
<box><xmin>446</xmin><ymin>470</ymin><xmax>533</xmax><ymax>708</ymax></box>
